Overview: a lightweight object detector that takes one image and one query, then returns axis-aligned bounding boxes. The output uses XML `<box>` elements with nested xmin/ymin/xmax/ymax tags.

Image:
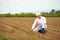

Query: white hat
<box><xmin>36</xmin><ymin>12</ymin><xmax>41</xmax><ymax>16</ymax></box>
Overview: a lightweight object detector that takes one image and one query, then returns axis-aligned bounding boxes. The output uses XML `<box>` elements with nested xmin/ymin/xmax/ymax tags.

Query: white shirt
<box><xmin>32</xmin><ymin>16</ymin><xmax>47</xmax><ymax>30</ymax></box>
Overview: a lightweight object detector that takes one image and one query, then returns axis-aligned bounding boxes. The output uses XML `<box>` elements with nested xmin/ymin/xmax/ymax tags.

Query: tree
<box><xmin>50</xmin><ymin>9</ymin><xmax>56</xmax><ymax>14</ymax></box>
<box><xmin>56</xmin><ymin>10</ymin><xmax>60</xmax><ymax>14</ymax></box>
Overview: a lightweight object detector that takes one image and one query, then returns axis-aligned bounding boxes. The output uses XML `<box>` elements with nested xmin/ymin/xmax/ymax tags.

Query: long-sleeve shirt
<box><xmin>32</xmin><ymin>16</ymin><xmax>47</xmax><ymax>30</ymax></box>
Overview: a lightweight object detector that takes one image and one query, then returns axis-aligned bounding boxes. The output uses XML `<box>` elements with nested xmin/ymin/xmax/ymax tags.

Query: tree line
<box><xmin>0</xmin><ymin>9</ymin><xmax>60</xmax><ymax>17</ymax></box>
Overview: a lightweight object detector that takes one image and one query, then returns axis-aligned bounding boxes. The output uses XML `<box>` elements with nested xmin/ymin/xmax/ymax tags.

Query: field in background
<box><xmin>0</xmin><ymin>17</ymin><xmax>60</xmax><ymax>40</ymax></box>
<box><xmin>0</xmin><ymin>13</ymin><xmax>60</xmax><ymax>17</ymax></box>
<box><xmin>0</xmin><ymin>9</ymin><xmax>60</xmax><ymax>17</ymax></box>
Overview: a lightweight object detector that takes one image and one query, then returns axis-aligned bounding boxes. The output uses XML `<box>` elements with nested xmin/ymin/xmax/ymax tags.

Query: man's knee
<box><xmin>38</xmin><ymin>28</ymin><xmax>45</xmax><ymax>34</ymax></box>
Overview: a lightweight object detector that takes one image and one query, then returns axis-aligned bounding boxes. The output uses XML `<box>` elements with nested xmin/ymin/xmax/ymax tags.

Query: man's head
<box><xmin>36</xmin><ymin>12</ymin><xmax>41</xmax><ymax>19</ymax></box>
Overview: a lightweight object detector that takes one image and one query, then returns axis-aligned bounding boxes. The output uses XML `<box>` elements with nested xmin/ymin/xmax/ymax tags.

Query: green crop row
<box><xmin>0</xmin><ymin>13</ymin><xmax>60</xmax><ymax>17</ymax></box>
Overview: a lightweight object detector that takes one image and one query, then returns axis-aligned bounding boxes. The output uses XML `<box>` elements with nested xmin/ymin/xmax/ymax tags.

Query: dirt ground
<box><xmin>0</xmin><ymin>17</ymin><xmax>60</xmax><ymax>40</ymax></box>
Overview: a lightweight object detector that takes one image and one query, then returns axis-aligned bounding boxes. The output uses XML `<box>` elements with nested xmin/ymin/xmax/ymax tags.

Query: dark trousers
<box><xmin>38</xmin><ymin>28</ymin><xmax>45</xmax><ymax>34</ymax></box>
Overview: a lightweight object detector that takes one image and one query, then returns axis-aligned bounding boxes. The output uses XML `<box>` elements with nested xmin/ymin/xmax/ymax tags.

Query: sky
<box><xmin>0</xmin><ymin>0</ymin><xmax>60</xmax><ymax>13</ymax></box>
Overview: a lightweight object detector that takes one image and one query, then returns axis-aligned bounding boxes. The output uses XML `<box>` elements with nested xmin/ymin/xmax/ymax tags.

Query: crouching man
<box><xmin>32</xmin><ymin>12</ymin><xmax>47</xmax><ymax>34</ymax></box>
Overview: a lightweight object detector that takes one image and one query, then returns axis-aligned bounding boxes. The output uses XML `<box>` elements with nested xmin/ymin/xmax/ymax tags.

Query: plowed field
<box><xmin>0</xmin><ymin>17</ymin><xmax>60</xmax><ymax>40</ymax></box>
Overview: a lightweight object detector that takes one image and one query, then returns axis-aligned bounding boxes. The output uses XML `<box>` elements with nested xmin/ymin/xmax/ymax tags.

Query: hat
<box><xmin>36</xmin><ymin>12</ymin><xmax>41</xmax><ymax>16</ymax></box>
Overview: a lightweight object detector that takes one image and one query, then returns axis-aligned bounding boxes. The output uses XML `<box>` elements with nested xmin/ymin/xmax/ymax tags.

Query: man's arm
<box><xmin>42</xmin><ymin>17</ymin><xmax>47</xmax><ymax>29</ymax></box>
<box><xmin>32</xmin><ymin>19</ymin><xmax>37</xmax><ymax>30</ymax></box>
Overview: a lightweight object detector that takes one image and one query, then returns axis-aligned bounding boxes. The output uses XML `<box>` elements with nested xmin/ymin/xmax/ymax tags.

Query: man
<box><xmin>32</xmin><ymin>12</ymin><xmax>47</xmax><ymax>34</ymax></box>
